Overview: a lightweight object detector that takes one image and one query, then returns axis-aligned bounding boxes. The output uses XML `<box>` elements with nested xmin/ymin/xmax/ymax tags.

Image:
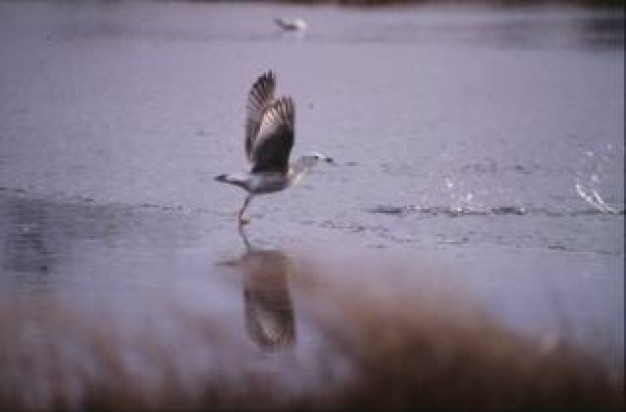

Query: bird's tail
<box><xmin>215</xmin><ymin>174</ymin><xmax>229</xmax><ymax>183</ymax></box>
<box><xmin>215</xmin><ymin>173</ymin><xmax>247</xmax><ymax>189</ymax></box>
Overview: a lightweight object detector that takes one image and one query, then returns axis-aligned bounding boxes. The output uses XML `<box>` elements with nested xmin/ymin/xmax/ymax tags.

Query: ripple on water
<box><xmin>367</xmin><ymin>204</ymin><xmax>624</xmax><ymax>218</ymax></box>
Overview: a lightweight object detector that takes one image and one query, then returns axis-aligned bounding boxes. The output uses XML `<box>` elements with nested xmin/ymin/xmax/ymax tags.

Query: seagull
<box><xmin>274</xmin><ymin>17</ymin><xmax>308</xmax><ymax>32</ymax></box>
<box><xmin>215</xmin><ymin>71</ymin><xmax>333</xmax><ymax>226</ymax></box>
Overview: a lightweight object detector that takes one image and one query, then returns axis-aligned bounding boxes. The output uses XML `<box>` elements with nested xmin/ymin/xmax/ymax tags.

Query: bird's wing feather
<box><xmin>245</xmin><ymin>71</ymin><xmax>276</xmax><ymax>163</ymax></box>
<box><xmin>251</xmin><ymin>97</ymin><xmax>294</xmax><ymax>173</ymax></box>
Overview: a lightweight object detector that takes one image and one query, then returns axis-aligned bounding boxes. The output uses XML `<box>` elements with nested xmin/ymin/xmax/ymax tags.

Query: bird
<box><xmin>215</xmin><ymin>71</ymin><xmax>334</xmax><ymax>226</ymax></box>
<box><xmin>273</xmin><ymin>17</ymin><xmax>308</xmax><ymax>32</ymax></box>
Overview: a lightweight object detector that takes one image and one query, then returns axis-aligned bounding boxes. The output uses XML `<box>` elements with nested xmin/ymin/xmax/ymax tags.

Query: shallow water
<box><xmin>0</xmin><ymin>1</ymin><xmax>624</xmax><ymax>409</ymax></box>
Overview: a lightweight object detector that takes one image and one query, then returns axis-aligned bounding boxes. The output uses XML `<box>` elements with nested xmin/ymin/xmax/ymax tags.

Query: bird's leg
<box><xmin>238</xmin><ymin>195</ymin><xmax>253</xmax><ymax>226</ymax></box>
<box><xmin>238</xmin><ymin>224</ymin><xmax>253</xmax><ymax>250</ymax></box>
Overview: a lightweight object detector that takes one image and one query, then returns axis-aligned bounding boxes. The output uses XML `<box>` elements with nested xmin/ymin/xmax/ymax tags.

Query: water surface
<box><xmin>0</xmin><ymin>2</ymin><xmax>623</xmax><ymax>409</ymax></box>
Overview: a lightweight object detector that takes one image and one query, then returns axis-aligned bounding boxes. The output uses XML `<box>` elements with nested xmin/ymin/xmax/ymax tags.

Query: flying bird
<box><xmin>215</xmin><ymin>71</ymin><xmax>333</xmax><ymax>226</ymax></box>
<box><xmin>274</xmin><ymin>17</ymin><xmax>308</xmax><ymax>32</ymax></box>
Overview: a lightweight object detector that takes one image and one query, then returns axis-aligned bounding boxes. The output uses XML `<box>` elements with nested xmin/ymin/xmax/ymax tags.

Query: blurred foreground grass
<box><xmin>0</xmin><ymin>251</ymin><xmax>622</xmax><ymax>411</ymax></box>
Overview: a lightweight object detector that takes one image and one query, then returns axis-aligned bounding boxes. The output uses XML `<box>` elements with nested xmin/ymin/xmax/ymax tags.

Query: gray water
<box><xmin>0</xmin><ymin>2</ymin><xmax>623</xmax><ymax>409</ymax></box>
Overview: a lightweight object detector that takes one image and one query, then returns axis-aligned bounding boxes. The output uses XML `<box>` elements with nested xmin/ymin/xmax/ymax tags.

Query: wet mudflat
<box><xmin>0</xmin><ymin>1</ymin><xmax>623</xmax><ymax>410</ymax></box>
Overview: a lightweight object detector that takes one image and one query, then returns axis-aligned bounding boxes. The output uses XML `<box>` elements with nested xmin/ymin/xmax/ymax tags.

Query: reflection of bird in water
<box><xmin>274</xmin><ymin>17</ymin><xmax>308</xmax><ymax>32</ymax></box>
<box><xmin>215</xmin><ymin>71</ymin><xmax>334</xmax><ymax>227</ymax></box>
<box><xmin>238</xmin><ymin>227</ymin><xmax>296</xmax><ymax>350</ymax></box>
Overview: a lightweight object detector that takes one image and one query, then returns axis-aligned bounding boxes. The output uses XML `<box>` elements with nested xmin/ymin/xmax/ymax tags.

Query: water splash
<box><xmin>575</xmin><ymin>180</ymin><xmax>619</xmax><ymax>215</ymax></box>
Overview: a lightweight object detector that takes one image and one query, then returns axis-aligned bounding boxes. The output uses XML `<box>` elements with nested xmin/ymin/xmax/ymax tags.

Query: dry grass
<box><xmin>0</xmin><ymin>256</ymin><xmax>623</xmax><ymax>411</ymax></box>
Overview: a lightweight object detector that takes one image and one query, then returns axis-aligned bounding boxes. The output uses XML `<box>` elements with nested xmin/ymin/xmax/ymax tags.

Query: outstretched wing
<box><xmin>251</xmin><ymin>97</ymin><xmax>295</xmax><ymax>173</ymax></box>
<box><xmin>245</xmin><ymin>71</ymin><xmax>276</xmax><ymax>163</ymax></box>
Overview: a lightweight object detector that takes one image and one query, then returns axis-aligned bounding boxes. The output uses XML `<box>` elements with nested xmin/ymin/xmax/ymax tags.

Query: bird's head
<box><xmin>289</xmin><ymin>153</ymin><xmax>334</xmax><ymax>185</ymax></box>
<box><xmin>300</xmin><ymin>152</ymin><xmax>335</xmax><ymax>168</ymax></box>
<box><xmin>292</xmin><ymin>18</ymin><xmax>308</xmax><ymax>31</ymax></box>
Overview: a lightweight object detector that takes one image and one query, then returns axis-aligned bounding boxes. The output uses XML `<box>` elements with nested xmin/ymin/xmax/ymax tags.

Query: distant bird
<box><xmin>215</xmin><ymin>71</ymin><xmax>333</xmax><ymax>226</ymax></box>
<box><xmin>274</xmin><ymin>17</ymin><xmax>308</xmax><ymax>32</ymax></box>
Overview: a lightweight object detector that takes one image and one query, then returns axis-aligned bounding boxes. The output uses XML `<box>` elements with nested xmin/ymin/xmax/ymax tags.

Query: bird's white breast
<box><xmin>248</xmin><ymin>173</ymin><xmax>290</xmax><ymax>194</ymax></box>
